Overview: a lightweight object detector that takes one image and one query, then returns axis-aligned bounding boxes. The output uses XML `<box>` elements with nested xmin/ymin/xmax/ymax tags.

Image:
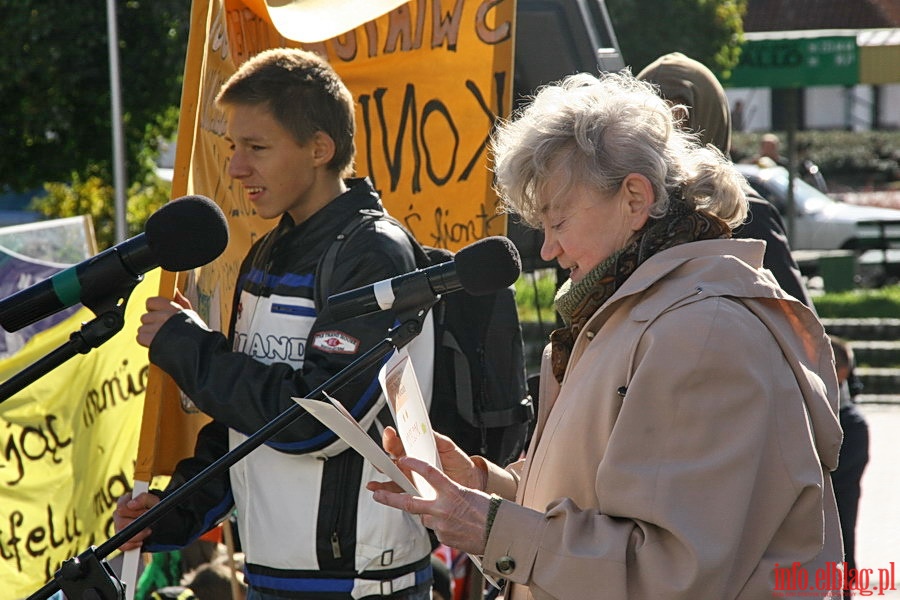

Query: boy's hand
<box><xmin>136</xmin><ymin>289</ymin><xmax>193</xmax><ymax>347</ymax></box>
<box><xmin>113</xmin><ymin>491</ymin><xmax>160</xmax><ymax>551</ymax></box>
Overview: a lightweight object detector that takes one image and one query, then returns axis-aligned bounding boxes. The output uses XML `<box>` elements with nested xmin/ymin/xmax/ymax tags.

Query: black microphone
<box><xmin>328</xmin><ymin>236</ymin><xmax>521</xmax><ymax>321</ymax></box>
<box><xmin>0</xmin><ymin>195</ymin><xmax>229</xmax><ymax>332</ymax></box>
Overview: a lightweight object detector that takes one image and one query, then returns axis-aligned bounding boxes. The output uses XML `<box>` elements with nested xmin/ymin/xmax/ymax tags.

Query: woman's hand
<box><xmin>369</xmin><ymin>455</ymin><xmax>492</xmax><ymax>555</ymax></box>
<box><xmin>380</xmin><ymin>426</ymin><xmax>488</xmax><ymax>492</ymax></box>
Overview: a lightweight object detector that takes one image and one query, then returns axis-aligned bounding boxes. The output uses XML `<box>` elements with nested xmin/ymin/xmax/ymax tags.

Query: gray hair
<box><xmin>491</xmin><ymin>71</ymin><xmax>749</xmax><ymax>229</ymax></box>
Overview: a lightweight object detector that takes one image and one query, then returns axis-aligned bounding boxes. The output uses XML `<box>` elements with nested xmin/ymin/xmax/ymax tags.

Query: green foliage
<box><xmin>813</xmin><ymin>286</ymin><xmax>900</xmax><ymax>319</ymax></box>
<box><xmin>127</xmin><ymin>174</ymin><xmax>174</xmax><ymax>238</ymax></box>
<box><xmin>606</xmin><ymin>0</ymin><xmax>747</xmax><ymax>78</ymax></box>
<box><xmin>38</xmin><ymin>173</ymin><xmax>114</xmax><ymax>248</ymax></box>
<box><xmin>0</xmin><ymin>0</ymin><xmax>190</xmax><ymax>192</ymax></box>
<box><xmin>32</xmin><ymin>169</ymin><xmax>170</xmax><ymax>251</ymax></box>
<box><xmin>515</xmin><ymin>269</ymin><xmax>559</xmax><ymax>322</ymax></box>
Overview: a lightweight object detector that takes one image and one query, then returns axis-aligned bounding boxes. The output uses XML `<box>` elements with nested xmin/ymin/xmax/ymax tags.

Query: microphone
<box><xmin>328</xmin><ymin>236</ymin><xmax>521</xmax><ymax>321</ymax></box>
<box><xmin>0</xmin><ymin>195</ymin><xmax>229</xmax><ymax>332</ymax></box>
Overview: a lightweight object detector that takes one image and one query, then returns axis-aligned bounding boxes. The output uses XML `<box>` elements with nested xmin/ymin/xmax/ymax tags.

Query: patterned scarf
<box><xmin>549</xmin><ymin>195</ymin><xmax>731</xmax><ymax>382</ymax></box>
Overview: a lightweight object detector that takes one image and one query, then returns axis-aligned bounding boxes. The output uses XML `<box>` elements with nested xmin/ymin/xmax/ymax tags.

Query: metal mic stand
<box><xmin>0</xmin><ymin>309</ymin><xmax>126</xmax><ymax>402</ymax></box>
<box><xmin>26</xmin><ymin>290</ymin><xmax>436</xmax><ymax>600</ymax></box>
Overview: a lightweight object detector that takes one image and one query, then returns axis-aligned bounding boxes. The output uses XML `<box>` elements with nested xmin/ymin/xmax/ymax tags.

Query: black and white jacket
<box><xmin>145</xmin><ymin>179</ymin><xmax>434</xmax><ymax>598</ymax></box>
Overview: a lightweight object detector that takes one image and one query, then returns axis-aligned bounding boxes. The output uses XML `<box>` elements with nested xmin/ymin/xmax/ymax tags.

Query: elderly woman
<box><xmin>369</xmin><ymin>71</ymin><xmax>842</xmax><ymax>599</ymax></box>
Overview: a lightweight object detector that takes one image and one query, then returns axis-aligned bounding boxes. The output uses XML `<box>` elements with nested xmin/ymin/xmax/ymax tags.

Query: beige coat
<box><xmin>481</xmin><ymin>239</ymin><xmax>843</xmax><ymax>600</ymax></box>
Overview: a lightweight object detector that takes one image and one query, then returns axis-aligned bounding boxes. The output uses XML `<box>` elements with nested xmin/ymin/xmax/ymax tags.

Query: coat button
<box><xmin>496</xmin><ymin>556</ymin><xmax>516</xmax><ymax>574</ymax></box>
<box><xmin>586</xmin><ymin>331</ymin><xmax>595</xmax><ymax>339</ymax></box>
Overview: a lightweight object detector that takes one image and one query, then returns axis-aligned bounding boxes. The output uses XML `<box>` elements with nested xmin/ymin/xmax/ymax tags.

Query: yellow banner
<box><xmin>0</xmin><ymin>270</ymin><xmax>159</xmax><ymax>599</ymax></box>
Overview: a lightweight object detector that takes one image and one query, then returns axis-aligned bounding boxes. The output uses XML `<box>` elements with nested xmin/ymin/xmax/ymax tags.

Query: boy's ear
<box><xmin>311</xmin><ymin>131</ymin><xmax>336</xmax><ymax>167</ymax></box>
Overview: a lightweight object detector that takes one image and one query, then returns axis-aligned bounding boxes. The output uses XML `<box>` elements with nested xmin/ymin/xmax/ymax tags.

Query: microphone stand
<box><xmin>0</xmin><ymin>277</ymin><xmax>142</xmax><ymax>404</ymax></box>
<box><xmin>26</xmin><ymin>289</ymin><xmax>436</xmax><ymax>600</ymax></box>
<box><xmin>0</xmin><ymin>309</ymin><xmax>126</xmax><ymax>402</ymax></box>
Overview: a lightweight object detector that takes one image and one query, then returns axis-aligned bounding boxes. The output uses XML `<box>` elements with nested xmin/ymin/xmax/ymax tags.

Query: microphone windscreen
<box><xmin>145</xmin><ymin>195</ymin><xmax>230</xmax><ymax>271</ymax></box>
<box><xmin>454</xmin><ymin>236</ymin><xmax>522</xmax><ymax>296</ymax></box>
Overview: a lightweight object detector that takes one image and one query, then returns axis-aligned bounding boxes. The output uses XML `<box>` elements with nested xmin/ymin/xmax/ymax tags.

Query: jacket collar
<box><xmin>596</xmin><ymin>238</ymin><xmax>796</xmax><ymax>322</ymax></box>
<box><xmin>272</xmin><ymin>178</ymin><xmax>383</xmax><ymax>246</ymax></box>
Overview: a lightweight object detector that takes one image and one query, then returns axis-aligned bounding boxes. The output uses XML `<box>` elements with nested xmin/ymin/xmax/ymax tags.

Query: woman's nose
<box><xmin>540</xmin><ymin>230</ymin><xmax>559</xmax><ymax>263</ymax></box>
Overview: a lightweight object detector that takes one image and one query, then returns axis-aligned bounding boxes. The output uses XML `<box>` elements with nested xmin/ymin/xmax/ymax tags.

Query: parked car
<box><xmin>735</xmin><ymin>163</ymin><xmax>900</xmax><ymax>252</ymax></box>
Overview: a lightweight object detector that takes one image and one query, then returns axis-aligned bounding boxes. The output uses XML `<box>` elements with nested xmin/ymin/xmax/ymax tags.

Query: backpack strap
<box><xmin>386</xmin><ymin>215</ymin><xmax>432</xmax><ymax>269</ymax></box>
<box><xmin>315</xmin><ymin>208</ymin><xmax>434</xmax><ymax>313</ymax></box>
<box><xmin>314</xmin><ymin>208</ymin><xmax>382</xmax><ymax>312</ymax></box>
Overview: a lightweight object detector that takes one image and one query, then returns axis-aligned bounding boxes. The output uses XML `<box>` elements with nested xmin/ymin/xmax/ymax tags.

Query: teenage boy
<box><xmin>115</xmin><ymin>48</ymin><xmax>434</xmax><ymax>600</ymax></box>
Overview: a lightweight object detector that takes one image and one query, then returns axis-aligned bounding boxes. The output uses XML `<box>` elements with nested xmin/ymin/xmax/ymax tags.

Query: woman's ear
<box><xmin>311</xmin><ymin>131</ymin><xmax>336</xmax><ymax>167</ymax></box>
<box><xmin>620</xmin><ymin>173</ymin><xmax>654</xmax><ymax>231</ymax></box>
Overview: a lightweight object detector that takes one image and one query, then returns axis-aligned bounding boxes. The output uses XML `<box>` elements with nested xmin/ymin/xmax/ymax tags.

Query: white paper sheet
<box><xmin>294</xmin><ymin>395</ymin><xmax>419</xmax><ymax>495</ymax></box>
<box><xmin>379</xmin><ymin>348</ymin><xmax>442</xmax><ymax>498</ymax></box>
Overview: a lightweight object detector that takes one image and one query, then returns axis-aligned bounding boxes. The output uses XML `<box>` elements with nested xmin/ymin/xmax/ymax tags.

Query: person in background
<box><xmin>636</xmin><ymin>52</ymin><xmax>813</xmax><ymax>307</ymax></box>
<box><xmin>135</xmin><ymin>538</ymin><xmax>224</xmax><ymax>600</ymax></box>
<box><xmin>754</xmin><ymin>132</ymin><xmax>787</xmax><ymax>168</ymax></box>
<box><xmin>368</xmin><ymin>70</ymin><xmax>843</xmax><ymax>599</ymax></box>
<box><xmin>148</xmin><ymin>586</ymin><xmax>195</xmax><ymax>600</ymax></box>
<box><xmin>114</xmin><ymin>48</ymin><xmax>434</xmax><ymax>599</ymax></box>
<box><xmin>829</xmin><ymin>335</ymin><xmax>870</xmax><ymax>575</ymax></box>
<box><xmin>184</xmin><ymin>560</ymin><xmax>248</xmax><ymax>600</ymax></box>
<box><xmin>732</xmin><ymin>99</ymin><xmax>746</xmax><ymax>132</ymax></box>
<box><xmin>748</xmin><ymin>132</ymin><xmax>829</xmax><ymax>193</ymax></box>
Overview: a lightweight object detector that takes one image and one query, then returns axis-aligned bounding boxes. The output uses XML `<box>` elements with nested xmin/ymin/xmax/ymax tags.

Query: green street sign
<box><xmin>727</xmin><ymin>36</ymin><xmax>858</xmax><ymax>88</ymax></box>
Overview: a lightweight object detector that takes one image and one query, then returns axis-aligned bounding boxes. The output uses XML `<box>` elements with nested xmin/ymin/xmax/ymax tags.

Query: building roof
<box><xmin>744</xmin><ymin>0</ymin><xmax>900</xmax><ymax>32</ymax></box>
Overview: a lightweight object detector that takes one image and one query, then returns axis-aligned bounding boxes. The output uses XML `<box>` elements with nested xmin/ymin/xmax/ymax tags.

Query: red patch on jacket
<box><xmin>312</xmin><ymin>330</ymin><xmax>360</xmax><ymax>354</ymax></box>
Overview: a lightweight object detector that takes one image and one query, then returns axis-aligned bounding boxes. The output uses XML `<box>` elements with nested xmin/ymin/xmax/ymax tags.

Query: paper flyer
<box><xmin>294</xmin><ymin>395</ymin><xmax>419</xmax><ymax>495</ymax></box>
<box><xmin>293</xmin><ymin>347</ymin><xmax>441</xmax><ymax>498</ymax></box>
<box><xmin>379</xmin><ymin>347</ymin><xmax>442</xmax><ymax>499</ymax></box>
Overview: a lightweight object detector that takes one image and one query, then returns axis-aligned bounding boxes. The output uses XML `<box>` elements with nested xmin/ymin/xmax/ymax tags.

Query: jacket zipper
<box><xmin>329</xmin><ymin>454</ymin><xmax>349</xmax><ymax>560</ymax></box>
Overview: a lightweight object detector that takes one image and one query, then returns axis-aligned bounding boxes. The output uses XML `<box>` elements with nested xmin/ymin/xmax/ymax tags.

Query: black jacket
<box><xmin>143</xmin><ymin>179</ymin><xmax>433</xmax><ymax>597</ymax></box>
<box><xmin>734</xmin><ymin>192</ymin><xmax>813</xmax><ymax>308</ymax></box>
